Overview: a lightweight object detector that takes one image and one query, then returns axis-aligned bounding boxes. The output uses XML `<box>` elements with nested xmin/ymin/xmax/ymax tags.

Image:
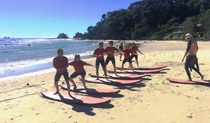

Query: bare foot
<box><xmin>54</xmin><ymin>91</ymin><xmax>59</xmax><ymax>95</ymax></box>
<box><xmin>68</xmin><ymin>92</ymin><xmax>73</xmax><ymax>97</ymax></box>
<box><xmin>84</xmin><ymin>85</ymin><xmax>87</xmax><ymax>89</ymax></box>
<box><xmin>73</xmin><ymin>85</ymin><xmax>77</xmax><ymax>90</ymax></box>
<box><xmin>201</xmin><ymin>75</ymin><xmax>204</xmax><ymax>80</ymax></box>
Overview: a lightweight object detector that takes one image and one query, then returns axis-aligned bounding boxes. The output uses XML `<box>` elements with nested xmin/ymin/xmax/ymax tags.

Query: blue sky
<box><xmin>0</xmin><ymin>0</ymin><xmax>138</xmax><ymax>38</ymax></box>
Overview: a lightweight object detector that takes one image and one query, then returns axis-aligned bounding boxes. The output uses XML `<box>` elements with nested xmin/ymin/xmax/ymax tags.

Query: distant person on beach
<box><xmin>68</xmin><ymin>54</ymin><xmax>94</xmax><ymax>89</ymax></box>
<box><xmin>53</xmin><ymin>48</ymin><xmax>70</xmax><ymax>96</ymax></box>
<box><xmin>121</xmin><ymin>44</ymin><xmax>134</xmax><ymax>71</ymax></box>
<box><xmin>182</xmin><ymin>33</ymin><xmax>204</xmax><ymax>81</ymax></box>
<box><xmin>105</xmin><ymin>41</ymin><xmax>121</xmax><ymax>75</ymax></box>
<box><xmin>118</xmin><ymin>41</ymin><xmax>124</xmax><ymax>61</ymax></box>
<box><xmin>130</xmin><ymin>42</ymin><xmax>144</xmax><ymax>67</ymax></box>
<box><xmin>93</xmin><ymin>42</ymin><xmax>108</xmax><ymax>80</ymax></box>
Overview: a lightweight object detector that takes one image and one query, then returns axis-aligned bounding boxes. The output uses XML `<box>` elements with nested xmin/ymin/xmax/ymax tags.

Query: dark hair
<box><xmin>99</xmin><ymin>42</ymin><xmax>104</xmax><ymax>46</ymax></box>
<box><xmin>109</xmin><ymin>41</ymin><xmax>113</xmax><ymax>44</ymax></box>
<box><xmin>57</xmin><ymin>48</ymin><xmax>63</xmax><ymax>54</ymax></box>
<box><xmin>74</xmin><ymin>54</ymin><xmax>80</xmax><ymax>61</ymax></box>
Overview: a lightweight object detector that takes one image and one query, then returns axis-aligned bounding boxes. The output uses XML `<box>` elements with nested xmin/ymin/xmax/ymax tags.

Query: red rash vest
<box><xmin>53</xmin><ymin>56</ymin><xmax>68</xmax><ymax>73</ymax></box>
<box><xmin>130</xmin><ymin>46</ymin><xmax>138</xmax><ymax>54</ymax></box>
<box><xmin>122</xmin><ymin>49</ymin><xmax>132</xmax><ymax>59</ymax></box>
<box><xmin>93</xmin><ymin>48</ymin><xmax>107</xmax><ymax>60</ymax></box>
<box><xmin>105</xmin><ymin>46</ymin><xmax>118</xmax><ymax>58</ymax></box>
<box><xmin>68</xmin><ymin>60</ymin><xmax>88</xmax><ymax>73</ymax></box>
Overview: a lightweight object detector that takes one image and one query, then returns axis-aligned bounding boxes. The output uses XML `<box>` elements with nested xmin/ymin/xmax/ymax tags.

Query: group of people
<box><xmin>53</xmin><ymin>41</ymin><xmax>144</xmax><ymax>97</ymax></box>
<box><xmin>53</xmin><ymin>33</ymin><xmax>204</xmax><ymax>97</ymax></box>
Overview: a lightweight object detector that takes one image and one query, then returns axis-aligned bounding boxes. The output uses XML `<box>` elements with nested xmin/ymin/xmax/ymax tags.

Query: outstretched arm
<box><xmin>137</xmin><ymin>48</ymin><xmax>144</xmax><ymax>55</ymax></box>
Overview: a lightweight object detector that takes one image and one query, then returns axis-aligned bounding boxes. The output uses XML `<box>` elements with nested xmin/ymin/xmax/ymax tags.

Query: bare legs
<box><xmin>136</xmin><ymin>60</ymin><xmax>139</xmax><ymax>68</ymax></box>
<box><xmin>69</xmin><ymin>77</ymin><xmax>77</xmax><ymax>90</ymax></box>
<box><xmin>81</xmin><ymin>77</ymin><xmax>87</xmax><ymax>89</ymax></box>
<box><xmin>69</xmin><ymin>76</ymin><xmax>87</xmax><ymax>90</ymax></box>
<box><xmin>96</xmin><ymin>66</ymin><xmax>108</xmax><ymax>80</ymax></box>
<box><xmin>54</xmin><ymin>81</ymin><xmax>59</xmax><ymax>94</ymax></box>
<box><xmin>54</xmin><ymin>80</ymin><xmax>71</xmax><ymax>96</ymax></box>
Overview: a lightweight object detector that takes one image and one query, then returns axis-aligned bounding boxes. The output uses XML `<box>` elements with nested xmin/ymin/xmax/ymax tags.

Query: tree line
<box><xmin>73</xmin><ymin>0</ymin><xmax>210</xmax><ymax>40</ymax></box>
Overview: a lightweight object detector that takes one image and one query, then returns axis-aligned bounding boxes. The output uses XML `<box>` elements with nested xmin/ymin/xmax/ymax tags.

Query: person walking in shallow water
<box><xmin>182</xmin><ymin>33</ymin><xmax>204</xmax><ymax>81</ymax></box>
<box><xmin>53</xmin><ymin>48</ymin><xmax>71</xmax><ymax>96</ymax></box>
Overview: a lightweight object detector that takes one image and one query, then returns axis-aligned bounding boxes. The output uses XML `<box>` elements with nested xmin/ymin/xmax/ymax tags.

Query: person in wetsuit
<box><xmin>118</xmin><ymin>41</ymin><xmax>124</xmax><ymax>61</ymax></box>
<box><xmin>68</xmin><ymin>55</ymin><xmax>94</xmax><ymax>89</ymax></box>
<box><xmin>182</xmin><ymin>33</ymin><xmax>204</xmax><ymax>81</ymax></box>
<box><xmin>121</xmin><ymin>44</ymin><xmax>134</xmax><ymax>71</ymax></box>
<box><xmin>130</xmin><ymin>42</ymin><xmax>144</xmax><ymax>67</ymax></box>
<box><xmin>93</xmin><ymin>42</ymin><xmax>108</xmax><ymax>80</ymax></box>
<box><xmin>105</xmin><ymin>41</ymin><xmax>121</xmax><ymax>75</ymax></box>
<box><xmin>53</xmin><ymin>48</ymin><xmax>70</xmax><ymax>96</ymax></box>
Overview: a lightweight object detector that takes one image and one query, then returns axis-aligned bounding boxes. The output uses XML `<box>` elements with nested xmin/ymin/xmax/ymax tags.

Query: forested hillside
<box><xmin>74</xmin><ymin>0</ymin><xmax>210</xmax><ymax>40</ymax></box>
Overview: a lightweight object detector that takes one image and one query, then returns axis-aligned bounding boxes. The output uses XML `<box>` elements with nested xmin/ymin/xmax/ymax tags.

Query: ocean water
<box><xmin>0</xmin><ymin>38</ymin><xmax>102</xmax><ymax>79</ymax></box>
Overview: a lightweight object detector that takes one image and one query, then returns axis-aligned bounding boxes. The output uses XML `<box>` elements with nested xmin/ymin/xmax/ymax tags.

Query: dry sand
<box><xmin>1</xmin><ymin>41</ymin><xmax>210</xmax><ymax>123</ymax></box>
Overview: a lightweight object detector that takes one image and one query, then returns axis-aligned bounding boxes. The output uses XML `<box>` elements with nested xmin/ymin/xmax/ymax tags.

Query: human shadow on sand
<box><xmin>115</xmin><ymin>82</ymin><xmax>146</xmax><ymax>91</ymax></box>
<box><xmin>70</xmin><ymin>101</ymin><xmax>114</xmax><ymax>116</ymax></box>
<box><xmin>57</xmin><ymin>93</ymin><xmax>114</xmax><ymax>116</ymax></box>
<box><xmin>86</xmin><ymin>92</ymin><xmax>124</xmax><ymax>98</ymax></box>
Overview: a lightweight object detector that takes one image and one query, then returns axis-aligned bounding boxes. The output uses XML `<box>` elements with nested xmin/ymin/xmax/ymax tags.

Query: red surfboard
<box><xmin>41</xmin><ymin>90</ymin><xmax>110</xmax><ymax>105</ymax></box>
<box><xmin>60</xmin><ymin>84</ymin><xmax>120</xmax><ymax>94</ymax></box>
<box><xmin>108</xmin><ymin>68</ymin><xmax>163</xmax><ymax>74</ymax></box>
<box><xmin>167</xmin><ymin>78</ymin><xmax>209</xmax><ymax>84</ymax></box>
<box><xmin>117</xmin><ymin>65</ymin><xmax>167</xmax><ymax>70</ymax></box>
<box><xmin>89</xmin><ymin>72</ymin><xmax>147</xmax><ymax>80</ymax></box>
<box><xmin>85</xmin><ymin>77</ymin><xmax>141</xmax><ymax>85</ymax></box>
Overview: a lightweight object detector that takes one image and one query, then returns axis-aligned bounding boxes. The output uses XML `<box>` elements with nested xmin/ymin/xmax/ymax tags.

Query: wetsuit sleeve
<box><xmin>104</xmin><ymin>48</ymin><xmax>108</xmax><ymax>53</ymax></box>
<box><xmin>82</xmin><ymin>61</ymin><xmax>88</xmax><ymax>65</ymax></box>
<box><xmin>114</xmin><ymin>47</ymin><xmax>119</xmax><ymax>51</ymax></box>
<box><xmin>68</xmin><ymin>61</ymin><xmax>74</xmax><ymax>66</ymax></box>
<box><xmin>93</xmin><ymin>49</ymin><xmax>97</xmax><ymax>55</ymax></box>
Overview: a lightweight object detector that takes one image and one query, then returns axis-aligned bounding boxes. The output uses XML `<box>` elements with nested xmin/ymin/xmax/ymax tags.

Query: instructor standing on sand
<box><xmin>182</xmin><ymin>33</ymin><xmax>204</xmax><ymax>81</ymax></box>
<box><xmin>93</xmin><ymin>42</ymin><xmax>108</xmax><ymax>80</ymax></box>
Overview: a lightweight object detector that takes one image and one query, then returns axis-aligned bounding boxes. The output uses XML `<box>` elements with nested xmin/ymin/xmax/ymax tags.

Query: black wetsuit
<box><xmin>119</xmin><ymin>44</ymin><xmax>123</xmax><ymax>51</ymax></box>
<box><xmin>184</xmin><ymin>40</ymin><xmax>202</xmax><ymax>80</ymax></box>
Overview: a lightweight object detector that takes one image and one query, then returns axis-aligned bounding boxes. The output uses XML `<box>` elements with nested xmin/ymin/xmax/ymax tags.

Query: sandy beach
<box><xmin>1</xmin><ymin>41</ymin><xmax>210</xmax><ymax>123</ymax></box>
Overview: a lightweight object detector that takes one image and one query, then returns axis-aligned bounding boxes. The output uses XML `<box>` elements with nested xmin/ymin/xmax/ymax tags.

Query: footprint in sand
<box><xmin>187</xmin><ymin>113</ymin><xmax>193</xmax><ymax>118</ymax></box>
<box><xmin>195</xmin><ymin>97</ymin><xmax>200</xmax><ymax>100</ymax></box>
